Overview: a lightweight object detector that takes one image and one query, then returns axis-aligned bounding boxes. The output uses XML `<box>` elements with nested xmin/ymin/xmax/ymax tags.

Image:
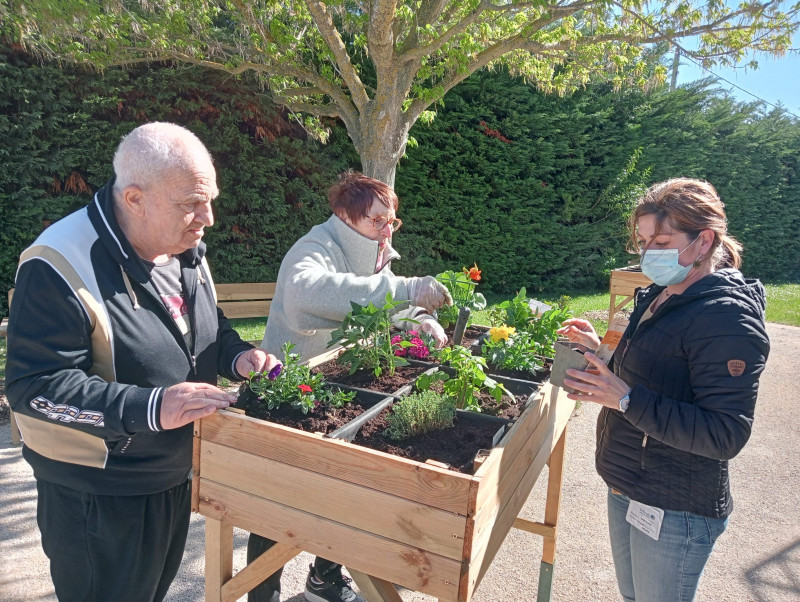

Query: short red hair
<box><xmin>328</xmin><ymin>170</ymin><xmax>399</xmax><ymax>224</ymax></box>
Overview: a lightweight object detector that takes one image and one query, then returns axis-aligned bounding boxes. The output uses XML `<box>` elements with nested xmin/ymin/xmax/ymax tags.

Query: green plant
<box><xmin>327</xmin><ymin>293</ymin><xmax>415</xmax><ymax>378</ymax></box>
<box><xmin>246</xmin><ymin>342</ymin><xmax>355</xmax><ymax>414</ymax></box>
<box><xmin>488</xmin><ymin>288</ymin><xmax>572</xmax><ymax>358</ymax></box>
<box><xmin>435</xmin><ymin>265</ymin><xmax>487</xmax><ymax>328</ymax></box>
<box><xmin>481</xmin><ymin>328</ymin><xmax>543</xmax><ymax>376</ymax></box>
<box><xmin>416</xmin><ymin>345</ymin><xmax>505</xmax><ymax>412</ymax></box>
<box><xmin>384</xmin><ymin>390</ymin><xmax>457</xmax><ymax>440</ymax></box>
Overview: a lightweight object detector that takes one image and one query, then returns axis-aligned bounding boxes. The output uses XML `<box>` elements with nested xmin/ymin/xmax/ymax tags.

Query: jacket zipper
<box><xmin>640</xmin><ymin>434</ymin><xmax>649</xmax><ymax>469</ymax></box>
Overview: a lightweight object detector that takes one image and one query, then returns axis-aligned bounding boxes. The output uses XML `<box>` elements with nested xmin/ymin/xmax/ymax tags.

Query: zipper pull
<box><xmin>642</xmin><ymin>434</ymin><xmax>648</xmax><ymax>447</ymax></box>
<box><xmin>191</xmin><ymin>355</ymin><xmax>198</xmax><ymax>376</ymax></box>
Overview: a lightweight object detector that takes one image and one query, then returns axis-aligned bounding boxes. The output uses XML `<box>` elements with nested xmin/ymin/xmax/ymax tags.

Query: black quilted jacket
<box><xmin>596</xmin><ymin>269</ymin><xmax>770</xmax><ymax>518</ymax></box>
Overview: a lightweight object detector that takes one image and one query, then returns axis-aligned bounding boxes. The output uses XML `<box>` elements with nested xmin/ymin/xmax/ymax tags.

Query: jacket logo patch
<box><xmin>727</xmin><ymin>360</ymin><xmax>746</xmax><ymax>377</ymax></box>
<box><xmin>30</xmin><ymin>397</ymin><xmax>105</xmax><ymax>427</ymax></box>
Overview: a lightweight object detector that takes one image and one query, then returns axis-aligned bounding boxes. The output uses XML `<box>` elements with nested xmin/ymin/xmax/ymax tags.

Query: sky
<box><xmin>674</xmin><ymin>40</ymin><xmax>800</xmax><ymax>116</ymax></box>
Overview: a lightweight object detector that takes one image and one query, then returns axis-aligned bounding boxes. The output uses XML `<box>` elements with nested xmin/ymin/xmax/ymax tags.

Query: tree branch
<box><xmin>305</xmin><ymin>0</ymin><xmax>371</xmax><ymax>111</ymax></box>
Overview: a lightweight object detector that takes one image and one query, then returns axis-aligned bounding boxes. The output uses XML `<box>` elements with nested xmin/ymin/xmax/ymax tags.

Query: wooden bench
<box><xmin>3</xmin><ymin>283</ymin><xmax>276</xmax><ymax>447</ymax></box>
<box><xmin>215</xmin><ymin>282</ymin><xmax>276</xmax><ymax>320</ymax></box>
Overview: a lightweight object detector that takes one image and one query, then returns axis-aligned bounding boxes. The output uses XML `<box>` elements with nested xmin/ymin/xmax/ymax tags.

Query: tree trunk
<box><xmin>351</xmin><ymin>98</ymin><xmax>411</xmax><ymax>188</ymax></box>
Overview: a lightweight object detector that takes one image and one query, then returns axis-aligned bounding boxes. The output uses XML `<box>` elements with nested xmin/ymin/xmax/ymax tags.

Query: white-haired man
<box><xmin>6</xmin><ymin>122</ymin><xmax>279</xmax><ymax>601</ymax></box>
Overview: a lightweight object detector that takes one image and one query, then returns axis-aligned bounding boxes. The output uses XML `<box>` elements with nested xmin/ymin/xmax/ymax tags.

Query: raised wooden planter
<box><xmin>609</xmin><ymin>266</ymin><xmax>653</xmax><ymax>322</ymax></box>
<box><xmin>192</xmin><ymin>379</ymin><xmax>573</xmax><ymax>601</ymax></box>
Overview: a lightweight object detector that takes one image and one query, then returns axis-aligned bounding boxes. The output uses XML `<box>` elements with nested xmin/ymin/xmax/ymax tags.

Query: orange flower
<box><xmin>463</xmin><ymin>263</ymin><xmax>481</xmax><ymax>281</ymax></box>
<box><xmin>298</xmin><ymin>384</ymin><xmax>313</xmax><ymax>393</ymax></box>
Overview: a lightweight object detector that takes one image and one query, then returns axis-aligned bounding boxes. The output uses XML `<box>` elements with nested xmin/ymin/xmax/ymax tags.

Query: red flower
<box><xmin>463</xmin><ymin>263</ymin><xmax>481</xmax><ymax>281</ymax></box>
<box><xmin>298</xmin><ymin>384</ymin><xmax>313</xmax><ymax>393</ymax></box>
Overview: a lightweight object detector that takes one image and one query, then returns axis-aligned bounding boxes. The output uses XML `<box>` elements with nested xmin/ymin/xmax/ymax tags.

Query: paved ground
<box><xmin>1</xmin><ymin>323</ymin><xmax>798</xmax><ymax>601</ymax></box>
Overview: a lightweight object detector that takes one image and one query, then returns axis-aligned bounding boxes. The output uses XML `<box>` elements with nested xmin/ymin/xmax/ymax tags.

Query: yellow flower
<box><xmin>489</xmin><ymin>325</ymin><xmax>516</xmax><ymax>342</ymax></box>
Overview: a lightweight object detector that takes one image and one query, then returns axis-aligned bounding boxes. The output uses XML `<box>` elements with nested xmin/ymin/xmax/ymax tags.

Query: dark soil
<box><xmin>312</xmin><ymin>361</ymin><xmax>428</xmax><ymax>393</ymax></box>
<box><xmin>486</xmin><ymin>360</ymin><xmax>553</xmax><ymax>384</ymax></box>
<box><xmin>235</xmin><ymin>385</ymin><xmax>368</xmax><ymax>435</ymax></box>
<box><xmin>352</xmin><ymin>406</ymin><xmax>507</xmax><ymax>473</ymax></box>
<box><xmin>425</xmin><ymin>380</ymin><xmax>529</xmax><ymax>420</ymax></box>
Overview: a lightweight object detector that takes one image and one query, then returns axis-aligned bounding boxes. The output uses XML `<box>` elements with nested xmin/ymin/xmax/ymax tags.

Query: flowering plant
<box><xmin>488</xmin><ymin>288</ymin><xmax>573</xmax><ymax>358</ymax></box>
<box><xmin>481</xmin><ymin>327</ymin><xmax>543</xmax><ymax>376</ymax></box>
<box><xmin>416</xmin><ymin>345</ymin><xmax>505</xmax><ymax>412</ymax></box>
<box><xmin>390</xmin><ymin>329</ymin><xmax>435</xmax><ymax>360</ymax></box>
<box><xmin>328</xmin><ymin>293</ymin><xmax>417</xmax><ymax>377</ymax></box>
<box><xmin>247</xmin><ymin>342</ymin><xmax>355</xmax><ymax>414</ymax></box>
<box><xmin>434</xmin><ymin>264</ymin><xmax>487</xmax><ymax>328</ymax></box>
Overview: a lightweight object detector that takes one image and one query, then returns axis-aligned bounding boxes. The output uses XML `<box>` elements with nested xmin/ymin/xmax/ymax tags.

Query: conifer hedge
<box><xmin>1</xmin><ymin>46</ymin><xmax>798</xmax><ymax>318</ymax></box>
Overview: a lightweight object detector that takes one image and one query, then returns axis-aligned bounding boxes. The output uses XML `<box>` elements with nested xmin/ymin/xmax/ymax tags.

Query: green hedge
<box><xmin>1</xmin><ymin>47</ymin><xmax>798</xmax><ymax>318</ymax></box>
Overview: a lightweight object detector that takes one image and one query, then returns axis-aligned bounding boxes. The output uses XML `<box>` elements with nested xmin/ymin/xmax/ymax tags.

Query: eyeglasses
<box><xmin>369</xmin><ymin>215</ymin><xmax>402</xmax><ymax>232</ymax></box>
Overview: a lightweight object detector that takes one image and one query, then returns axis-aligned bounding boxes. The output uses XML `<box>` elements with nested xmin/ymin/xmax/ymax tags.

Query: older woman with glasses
<box><xmin>249</xmin><ymin>170</ymin><xmax>452</xmax><ymax>602</ymax></box>
<box><xmin>261</xmin><ymin>169</ymin><xmax>452</xmax><ymax>364</ymax></box>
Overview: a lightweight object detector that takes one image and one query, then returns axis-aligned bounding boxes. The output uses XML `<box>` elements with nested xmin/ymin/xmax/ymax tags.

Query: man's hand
<box><xmin>417</xmin><ymin>315</ymin><xmax>448</xmax><ymax>349</ymax></box>
<box><xmin>406</xmin><ymin>276</ymin><xmax>454</xmax><ymax>314</ymax></box>
<box><xmin>160</xmin><ymin>382</ymin><xmax>238</xmax><ymax>430</ymax></box>
<box><xmin>235</xmin><ymin>348</ymin><xmax>280</xmax><ymax>380</ymax></box>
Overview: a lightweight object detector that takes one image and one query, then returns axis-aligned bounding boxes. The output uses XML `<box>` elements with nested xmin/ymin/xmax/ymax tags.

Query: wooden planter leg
<box><xmin>348</xmin><ymin>568</ymin><xmax>403</xmax><ymax>602</ymax></box>
<box><xmin>537</xmin><ymin>427</ymin><xmax>568</xmax><ymax>602</ymax></box>
<box><xmin>205</xmin><ymin>517</ymin><xmax>233</xmax><ymax>602</ymax></box>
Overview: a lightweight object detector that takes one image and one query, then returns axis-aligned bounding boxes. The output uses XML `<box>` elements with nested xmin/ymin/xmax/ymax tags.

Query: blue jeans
<box><xmin>607</xmin><ymin>488</ymin><xmax>728</xmax><ymax>602</ymax></box>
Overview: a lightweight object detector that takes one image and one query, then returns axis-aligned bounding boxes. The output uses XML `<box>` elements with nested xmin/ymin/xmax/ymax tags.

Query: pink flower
<box><xmin>410</xmin><ymin>337</ymin><xmax>426</xmax><ymax>347</ymax></box>
<box><xmin>409</xmin><ymin>345</ymin><xmax>429</xmax><ymax>359</ymax></box>
<box><xmin>407</xmin><ymin>330</ymin><xmax>419</xmax><ymax>336</ymax></box>
<box><xmin>390</xmin><ymin>335</ymin><xmax>403</xmax><ymax>345</ymax></box>
<box><xmin>394</xmin><ymin>347</ymin><xmax>408</xmax><ymax>357</ymax></box>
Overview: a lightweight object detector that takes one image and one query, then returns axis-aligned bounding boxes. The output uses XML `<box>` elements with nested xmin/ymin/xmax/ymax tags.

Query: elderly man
<box><xmin>6</xmin><ymin>122</ymin><xmax>279</xmax><ymax>601</ymax></box>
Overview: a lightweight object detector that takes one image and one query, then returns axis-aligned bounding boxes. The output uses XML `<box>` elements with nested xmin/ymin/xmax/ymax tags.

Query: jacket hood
<box><xmin>638</xmin><ymin>268</ymin><xmax>766</xmax><ymax>318</ymax></box>
<box><xmin>88</xmin><ymin>178</ymin><xmax>206</xmax><ymax>283</ymax></box>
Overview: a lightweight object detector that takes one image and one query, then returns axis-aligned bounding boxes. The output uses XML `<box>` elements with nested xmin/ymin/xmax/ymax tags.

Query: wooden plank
<box><xmin>198</xmin><ymin>411</ymin><xmax>474</xmax><ymax>515</ymax></box>
<box><xmin>205</xmin><ymin>517</ymin><xmax>233</xmax><ymax>602</ymax></box>
<box><xmin>215</xmin><ymin>282</ymin><xmax>277</xmax><ymax>301</ymax></box>
<box><xmin>218</xmin><ymin>300</ymin><xmax>272</xmax><ymax>319</ymax></box>
<box><xmin>221</xmin><ymin>542</ymin><xmax>300</xmax><ymax>602</ymax></box>
<box><xmin>473</xmin><ymin>385</ymin><xmax>555</xmax><ymax>511</ymax></box>
<box><xmin>542</xmin><ymin>429</ymin><xmax>568</xmax><ymax>564</ymax></box>
<box><xmin>467</xmin><ymin>392</ymin><xmax>559</xmax><ymax>574</ymax></box>
<box><xmin>200</xmin><ymin>440</ymin><xmax>468</xmax><ymax>559</ymax></box>
<box><xmin>197</xmin><ymin>480</ymin><xmax>462</xmax><ymax>601</ymax></box>
<box><xmin>348</xmin><ymin>569</ymin><xmax>404</xmax><ymax>602</ymax></box>
<box><xmin>513</xmin><ymin>518</ymin><xmax>555</xmax><ymax>539</ymax></box>
<box><xmin>468</xmin><ymin>386</ymin><xmax>573</xmax><ymax>597</ymax></box>
<box><xmin>191</xmin><ymin>434</ymin><xmax>201</xmax><ymax>512</ymax></box>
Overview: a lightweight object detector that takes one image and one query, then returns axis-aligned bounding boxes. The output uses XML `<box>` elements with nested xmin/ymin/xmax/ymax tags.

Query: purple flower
<box><xmin>268</xmin><ymin>363</ymin><xmax>283</xmax><ymax>380</ymax></box>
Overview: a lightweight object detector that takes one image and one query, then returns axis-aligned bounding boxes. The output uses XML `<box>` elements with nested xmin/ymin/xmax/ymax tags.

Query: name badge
<box><xmin>626</xmin><ymin>500</ymin><xmax>664</xmax><ymax>540</ymax></box>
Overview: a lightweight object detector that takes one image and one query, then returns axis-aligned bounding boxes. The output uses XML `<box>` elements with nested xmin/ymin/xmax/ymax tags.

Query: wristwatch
<box><xmin>618</xmin><ymin>391</ymin><xmax>631</xmax><ymax>413</ymax></box>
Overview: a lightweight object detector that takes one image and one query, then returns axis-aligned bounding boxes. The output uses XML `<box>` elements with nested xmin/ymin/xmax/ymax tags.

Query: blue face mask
<box><xmin>640</xmin><ymin>237</ymin><xmax>700</xmax><ymax>286</ymax></box>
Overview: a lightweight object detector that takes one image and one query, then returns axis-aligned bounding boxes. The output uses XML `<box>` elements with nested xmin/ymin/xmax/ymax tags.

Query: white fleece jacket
<box><xmin>261</xmin><ymin>214</ymin><xmax>426</xmax><ymax>361</ymax></box>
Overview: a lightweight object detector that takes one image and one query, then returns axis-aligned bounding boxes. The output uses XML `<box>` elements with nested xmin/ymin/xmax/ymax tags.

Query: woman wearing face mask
<box><xmin>557</xmin><ymin>178</ymin><xmax>770</xmax><ymax>602</ymax></box>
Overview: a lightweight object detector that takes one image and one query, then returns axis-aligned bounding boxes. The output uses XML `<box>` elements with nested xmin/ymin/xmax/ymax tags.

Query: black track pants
<box><xmin>246</xmin><ymin>532</ymin><xmax>340</xmax><ymax>601</ymax></box>
<box><xmin>35</xmin><ymin>478</ymin><xmax>191</xmax><ymax>602</ymax></box>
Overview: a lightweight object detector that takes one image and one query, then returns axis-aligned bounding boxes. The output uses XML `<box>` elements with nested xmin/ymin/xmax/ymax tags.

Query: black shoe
<box><xmin>304</xmin><ymin>563</ymin><xmax>361</xmax><ymax>602</ymax></box>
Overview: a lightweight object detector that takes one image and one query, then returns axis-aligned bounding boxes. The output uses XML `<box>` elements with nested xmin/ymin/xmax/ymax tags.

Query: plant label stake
<box><xmin>453</xmin><ymin>306</ymin><xmax>471</xmax><ymax>346</ymax></box>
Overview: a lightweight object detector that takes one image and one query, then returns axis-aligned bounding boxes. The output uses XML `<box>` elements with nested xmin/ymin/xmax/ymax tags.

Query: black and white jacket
<box><xmin>6</xmin><ymin>178</ymin><xmax>251</xmax><ymax>495</ymax></box>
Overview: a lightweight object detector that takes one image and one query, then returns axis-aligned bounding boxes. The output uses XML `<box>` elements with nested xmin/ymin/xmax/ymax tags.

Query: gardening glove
<box><xmin>405</xmin><ymin>276</ymin><xmax>453</xmax><ymax>314</ymax></box>
<box><xmin>417</xmin><ymin>314</ymin><xmax>448</xmax><ymax>349</ymax></box>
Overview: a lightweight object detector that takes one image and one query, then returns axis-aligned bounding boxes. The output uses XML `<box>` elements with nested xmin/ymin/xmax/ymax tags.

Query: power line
<box><xmin>678</xmin><ymin>52</ymin><xmax>800</xmax><ymax>120</ymax></box>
